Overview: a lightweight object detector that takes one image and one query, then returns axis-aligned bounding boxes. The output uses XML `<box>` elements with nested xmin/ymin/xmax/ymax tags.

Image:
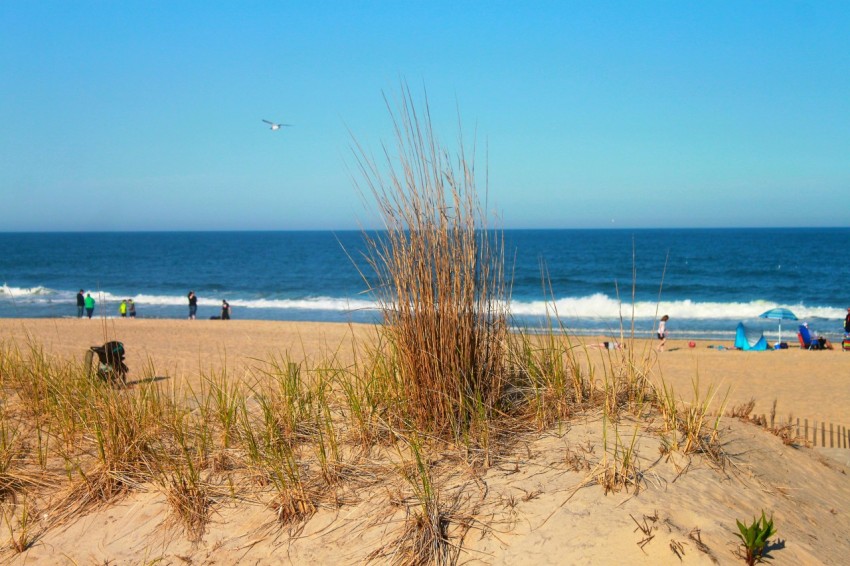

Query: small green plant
<box><xmin>2</xmin><ymin>496</ymin><xmax>36</xmax><ymax>553</ymax></box>
<box><xmin>599</xmin><ymin>416</ymin><xmax>642</xmax><ymax>494</ymax></box>
<box><xmin>735</xmin><ymin>510</ymin><xmax>776</xmax><ymax>565</ymax></box>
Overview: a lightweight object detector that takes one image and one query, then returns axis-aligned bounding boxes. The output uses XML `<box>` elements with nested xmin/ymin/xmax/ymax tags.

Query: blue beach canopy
<box><xmin>758</xmin><ymin>307</ymin><xmax>798</xmax><ymax>344</ymax></box>
<box><xmin>734</xmin><ymin>322</ymin><xmax>768</xmax><ymax>351</ymax></box>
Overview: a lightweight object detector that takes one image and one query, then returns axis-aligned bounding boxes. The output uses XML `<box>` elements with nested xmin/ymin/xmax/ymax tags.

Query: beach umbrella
<box><xmin>759</xmin><ymin>307</ymin><xmax>798</xmax><ymax>344</ymax></box>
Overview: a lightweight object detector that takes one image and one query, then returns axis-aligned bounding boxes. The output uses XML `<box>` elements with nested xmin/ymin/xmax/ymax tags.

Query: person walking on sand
<box><xmin>119</xmin><ymin>299</ymin><xmax>127</xmax><ymax>318</ymax></box>
<box><xmin>657</xmin><ymin>314</ymin><xmax>669</xmax><ymax>351</ymax></box>
<box><xmin>128</xmin><ymin>299</ymin><xmax>136</xmax><ymax>318</ymax></box>
<box><xmin>221</xmin><ymin>300</ymin><xmax>231</xmax><ymax>320</ymax></box>
<box><xmin>76</xmin><ymin>289</ymin><xmax>85</xmax><ymax>318</ymax></box>
<box><xmin>188</xmin><ymin>291</ymin><xmax>198</xmax><ymax>320</ymax></box>
<box><xmin>84</xmin><ymin>293</ymin><xmax>95</xmax><ymax>319</ymax></box>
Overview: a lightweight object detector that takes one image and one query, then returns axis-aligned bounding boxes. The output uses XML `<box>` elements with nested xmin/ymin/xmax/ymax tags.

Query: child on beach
<box><xmin>119</xmin><ymin>300</ymin><xmax>127</xmax><ymax>318</ymax></box>
<box><xmin>657</xmin><ymin>315</ymin><xmax>669</xmax><ymax>351</ymax></box>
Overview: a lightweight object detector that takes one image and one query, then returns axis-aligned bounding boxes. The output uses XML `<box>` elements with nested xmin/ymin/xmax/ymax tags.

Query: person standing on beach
<box><xmin>84</xmin><ymin>293</ymin><xmax>95</xmax><ymax>319</ymax></box>
<box><xmin>76</xmin><ymin>290</ymin><xmax>85</xmax><ymax>318</ymax></box>
<box><xmin>188</xmin><ymin>291</ymin><xmax>198</xmax><ymax>320</ymax></box>
<box><xmin>657</xmin><ymin>314</ymin><xmax>669</xmax><ymax>351</ymax></box>
<box><xmin>119</xmin><ymin>299</ymin><xmax>127</xmax><ymax>318</ymax></box>
<box><xmin>128</xmin><ymin>299</ymin><xmax>136</xmax><ymax>318</ymax></box>
<box><xmin>221</xmin><ymin>300</ymin><xmax>231</xmax><ymax>320</ymax></box>
<box><xmin>844</xmin><ymin>307</ymin><xmax>850</xmax><ymax>334</ymax></box>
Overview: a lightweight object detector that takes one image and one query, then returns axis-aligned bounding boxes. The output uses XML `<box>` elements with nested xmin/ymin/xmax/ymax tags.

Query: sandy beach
<box><xmin>2</xmin><ymin>317</ymin><xmax>850</xmax><ymax>564</ymax></box>
<box><xmin>2</xmin><ymin>317</ymin><xmax>847</xmax><ymax>425</ymax></box>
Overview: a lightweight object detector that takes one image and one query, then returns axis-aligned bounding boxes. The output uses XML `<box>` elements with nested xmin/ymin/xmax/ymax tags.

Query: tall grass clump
<box><xmin>156</xmin><ymin>402</ymin><xmax>213</xmax><ymax>543</ymax></box>
<box><xmin>58</xmin><ymin>378</ymin><xmax>170</xmax><ymax>518</ymax></box>
<box><xmin>508</xmin><ymin>323</ymin><xmax>594</xmax><ymax>428</ymax></box>
<box><xmin>655</xmin><ymin>376</ymin><xmax>728</xmax><ymax>463</ymax></box>
<box><xmin>239</xmin><ymin>358</ymin><xmax>323</xmax><ymax>525</ymax></box>
<box><xmin>352</xmin><ymin>85</ymin><xmax>509</xmax><ymax>441</ymax></box>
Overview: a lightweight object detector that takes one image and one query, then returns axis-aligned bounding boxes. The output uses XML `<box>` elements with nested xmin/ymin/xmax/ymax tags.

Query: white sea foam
<box><xmin>107</xmin><ymin>293</ymin><xmax>378</xmax><ymax>312</ymax></box>
<box><xmin>0</xmin><ymin>284</ymin><xmax>55</xmax><ymax>297</ymax></box>
<box><xmin>2</xmin><ymin>284</ymin><xmax>845</xmax><ymax>323</ymax></box>
<box><xmin>509</xmin><ymin>294</ymin><xmax>845</xmax><ymax>321</ymax></box>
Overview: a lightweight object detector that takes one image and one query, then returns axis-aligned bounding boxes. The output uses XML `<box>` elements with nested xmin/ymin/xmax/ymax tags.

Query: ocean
<box><xmin>1</xmin><ymin>228</ymin><xmax>848</xmax><ymax>342</ymax></box>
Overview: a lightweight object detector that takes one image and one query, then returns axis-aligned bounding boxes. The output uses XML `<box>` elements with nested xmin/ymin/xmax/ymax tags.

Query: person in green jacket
<box><xmin>84</xmin><ymin>293</ymin><xmax>95</xmax><ymax>319</ymax></box>
<box><xmin>119</xmin><ymin>300</ymin><xmax>127</xmax><ymax>318</ymax></box>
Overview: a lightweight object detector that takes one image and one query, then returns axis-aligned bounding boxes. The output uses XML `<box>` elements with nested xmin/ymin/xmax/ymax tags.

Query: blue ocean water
<box><xmin>1</xmin><ymin>229</ymin><xmax>848</xmax><ymax>341</ymax></box>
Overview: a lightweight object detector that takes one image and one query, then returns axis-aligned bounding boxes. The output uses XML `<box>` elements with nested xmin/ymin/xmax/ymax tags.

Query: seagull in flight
<box><xmin>262</xmin><ymin>119</ymin><xmax>293</xmax><ymax>131</ymax></box>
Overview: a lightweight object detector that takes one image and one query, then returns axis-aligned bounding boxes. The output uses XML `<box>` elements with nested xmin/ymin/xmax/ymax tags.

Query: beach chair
<box><xmin>797</xmin><ymin>325</ymin><xmax>823</xmax><ymax>350</ymax></box>
<box><xmin>85</xmin><ymin>341</ymin><xmax>129</xmax><ymax>384</ymax></box>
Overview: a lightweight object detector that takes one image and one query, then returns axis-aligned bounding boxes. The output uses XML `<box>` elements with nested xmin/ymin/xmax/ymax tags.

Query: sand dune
<box><xmin>1</xmin><ymin>318</ymin><xmax>849</xmax><ymax>564</ymax></box>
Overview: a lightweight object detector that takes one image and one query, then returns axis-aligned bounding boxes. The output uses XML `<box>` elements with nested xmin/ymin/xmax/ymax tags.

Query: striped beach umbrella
<box><xmin>759</xmin><ymin>307</ymin><xmax>798</xmax><ymax>344</ymax></box>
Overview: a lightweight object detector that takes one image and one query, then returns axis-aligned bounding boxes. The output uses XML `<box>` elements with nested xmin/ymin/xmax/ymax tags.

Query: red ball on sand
<box><xmin>688</xmin><ymin>341</ymin><xmax>696</xmax><ymax>348</ymax></box>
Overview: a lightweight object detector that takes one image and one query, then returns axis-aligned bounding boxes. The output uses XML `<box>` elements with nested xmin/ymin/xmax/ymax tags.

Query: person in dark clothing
<box><xmin>221</xmin><ymin>300</ymin><xmax>231</xmax><ymax>320</ymax></box>
<box><xmin>844</xmin><ymin>307</ymin><xmax>850</xmax><ymax>334</ymax></box>
<box><xmin>188</xmin><ymin>291</ymin><xmax>198</xmax><ymax>320</ymax></box>
<box><xmin>77</xmin><ymin>290</ymin><xmax>85</xmax><ymax>318</ymax></box>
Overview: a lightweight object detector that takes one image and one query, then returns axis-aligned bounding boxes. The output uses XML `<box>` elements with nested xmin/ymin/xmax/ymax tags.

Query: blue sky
<box><xmin>2</xmin><ymin>1</ymin><xmax>848</xmax><ymax>231</ymax></box>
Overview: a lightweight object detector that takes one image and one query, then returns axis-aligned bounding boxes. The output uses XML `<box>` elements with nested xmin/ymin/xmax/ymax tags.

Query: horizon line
<box><xmin>1</xmin><ymin>225</ymin><xmax>848</xmax><ymax>235</ymax></box>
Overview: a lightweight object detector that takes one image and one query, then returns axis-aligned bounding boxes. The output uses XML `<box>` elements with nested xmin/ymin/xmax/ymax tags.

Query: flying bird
<box><xmin>262</xmin><ymin>119</ymin><xmax>293</xmax><ymax>131</ymax></box>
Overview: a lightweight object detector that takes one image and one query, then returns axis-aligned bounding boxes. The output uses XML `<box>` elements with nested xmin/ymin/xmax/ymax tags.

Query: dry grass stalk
<box><xmin>163</xmin><ymin>470</ymin><xmax>210</xmax><ymax>543</ymax></box>
<box><xmin>728</xmin><ymin>399</ymin><xmax>756</xmax><ymax>420</ymax></box>
<box><xmin>352</xmin><ymin>84</ymin><xmax>508</xmax><ymax>441</ymax></box>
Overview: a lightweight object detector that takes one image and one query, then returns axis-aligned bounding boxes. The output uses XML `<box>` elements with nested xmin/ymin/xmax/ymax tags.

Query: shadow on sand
<box><xmin>125</xmin><ymin>375</ymin><xmax>170</xmax><ymax>387</ymax></box>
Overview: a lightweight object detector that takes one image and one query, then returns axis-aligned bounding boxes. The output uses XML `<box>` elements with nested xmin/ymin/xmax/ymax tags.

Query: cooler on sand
<box><xmin>843</xmin><ymin>338</ymin><xmax>850</xmax><ymax>352</ymax></box>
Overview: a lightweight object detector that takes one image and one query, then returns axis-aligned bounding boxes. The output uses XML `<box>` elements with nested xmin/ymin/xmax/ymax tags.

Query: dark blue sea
<box><xmin>1</xmin><ymin>229</ymin><xmax>848</xmax><ymax>341</ymax></box>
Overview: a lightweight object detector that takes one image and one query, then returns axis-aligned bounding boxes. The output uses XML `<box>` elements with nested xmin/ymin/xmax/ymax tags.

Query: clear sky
<box><xmin>2</xmin><ymin>1</ymin><xmax>848</xmax><ymax>231</ymax></box>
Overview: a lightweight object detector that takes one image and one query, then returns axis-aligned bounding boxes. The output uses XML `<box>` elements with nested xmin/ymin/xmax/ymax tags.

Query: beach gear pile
<box><xmin>85</xmin><ymin>341</ymin><xmax>128</xmax><ymax>385</ymax></box>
